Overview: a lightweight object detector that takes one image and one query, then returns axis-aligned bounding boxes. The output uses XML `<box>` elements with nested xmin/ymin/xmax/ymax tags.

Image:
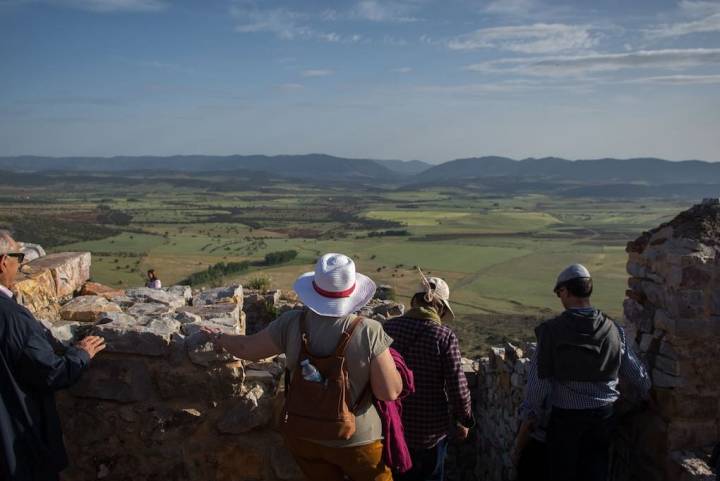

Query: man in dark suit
<box><xmin>0</xmin><ymin>231</ymin><xmax>106</xmax><ymax>481</ymax></box>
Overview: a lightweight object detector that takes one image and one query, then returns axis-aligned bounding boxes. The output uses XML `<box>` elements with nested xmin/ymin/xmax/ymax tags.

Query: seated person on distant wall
<box><xmin>146</xmin><ymin>269</ymin><xmax>162</xmax><ymax>289</ymax></box>
<box><xmin>521</xmin><ymin>264</ymin><xmax>652</xmax><ymax>481</ymax></box>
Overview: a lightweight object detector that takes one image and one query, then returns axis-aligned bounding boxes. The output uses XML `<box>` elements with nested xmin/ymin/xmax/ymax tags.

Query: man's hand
<box><xmin>76</xmin><ymin>336</ymin><xmax>106</xmax><ymax>359</ymax></box>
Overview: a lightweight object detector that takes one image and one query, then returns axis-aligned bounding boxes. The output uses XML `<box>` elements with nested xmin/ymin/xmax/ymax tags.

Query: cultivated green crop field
<box><xmin>0</xmin><ymin>179</ymin><xmax>690</xmax><ymax>356</ymax></box>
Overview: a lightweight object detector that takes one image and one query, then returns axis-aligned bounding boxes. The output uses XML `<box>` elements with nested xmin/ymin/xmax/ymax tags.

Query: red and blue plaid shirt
<box><xmin>383</xmin><ymin>308</ymin><xmax>473</xmax><ymax>450</ymax></box>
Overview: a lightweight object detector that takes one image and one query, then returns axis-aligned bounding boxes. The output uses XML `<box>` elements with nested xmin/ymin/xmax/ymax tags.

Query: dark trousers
<box><xmin>396</xmin><ymin>437</ymin><xmax>448</xmax><ymax>481</ymax></box>
<box><xmin>517</xmin><ymin>438</ymin><xmax>548</xmax><ymax>481</ymax></box>
<box><xmin>547</xmin><ymin>405</ymin><xmax>615</xmax><ymax>481</ymax></box>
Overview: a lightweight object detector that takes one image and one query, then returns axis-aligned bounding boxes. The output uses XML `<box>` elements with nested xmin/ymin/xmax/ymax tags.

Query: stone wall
<box><xmin>46</xmin><ymin>284</ymin><xmax>305</xmax><ymax>481</ymax></box>
<box><xmin>620</xmin><ymin>199</ymin><xmax>720</xmax><ymax>481</ymax></box>
<box><xmin>473</xmin><ymin>344</ymin><xmax>531</xmax><ymax>481</ymax></box>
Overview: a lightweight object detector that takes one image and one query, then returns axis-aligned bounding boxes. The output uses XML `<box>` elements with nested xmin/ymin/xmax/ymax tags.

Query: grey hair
<box><xmin>0</xmin><ymin>229</ymin><xmax>15</xmax><ymax>255</ymax></box>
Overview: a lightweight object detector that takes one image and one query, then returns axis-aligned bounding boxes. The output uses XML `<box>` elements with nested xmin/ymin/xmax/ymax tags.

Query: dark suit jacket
<box><xmin>0</xmin><ymin>293</ymin><xmax>90</xmax><ymax>481</ymax></box>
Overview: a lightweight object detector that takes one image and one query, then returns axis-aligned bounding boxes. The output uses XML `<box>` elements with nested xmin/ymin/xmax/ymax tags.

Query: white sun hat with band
<box><xmin>293</xmin><ymin>253</ymin><xmax>377</xmax><ymax>317</ymax></box>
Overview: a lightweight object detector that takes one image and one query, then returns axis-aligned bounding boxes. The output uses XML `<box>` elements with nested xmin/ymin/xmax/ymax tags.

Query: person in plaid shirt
<box><xmin>383</xmin><ymin>271</ymin><xmax>474</xmax><ymax>481</ymax></box>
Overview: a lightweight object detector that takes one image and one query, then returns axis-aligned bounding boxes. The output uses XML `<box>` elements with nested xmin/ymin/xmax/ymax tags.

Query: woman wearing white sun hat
<box><xmin>205</xmin><ymin>253</ymin><xmax>402</xmax><ymax>481</ymax></box>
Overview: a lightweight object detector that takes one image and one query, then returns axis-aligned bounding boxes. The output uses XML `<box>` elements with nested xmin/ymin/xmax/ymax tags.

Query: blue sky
<box><xmin>1</xmin><ymin>0</ymin><xmax>719</xmax><ymax>162</ymax></box>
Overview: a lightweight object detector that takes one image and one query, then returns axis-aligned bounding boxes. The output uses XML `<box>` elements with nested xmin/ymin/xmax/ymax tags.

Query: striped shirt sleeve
<box><xmin>521</xmin><ymin>348</ymin><xmax>553</xmax><ymax>420</ymax></box>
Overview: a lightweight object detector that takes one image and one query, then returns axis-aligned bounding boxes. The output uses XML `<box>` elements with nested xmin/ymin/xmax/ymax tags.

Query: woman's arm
<box><xmin>370</xmin><ymin>348</ymin><xmax>402</xmax><ymax>401</ymax></box>
<box><xmin>205</xmin><ymin>327</ymin><xmax>282</xmax><ymax>361</ymax></box>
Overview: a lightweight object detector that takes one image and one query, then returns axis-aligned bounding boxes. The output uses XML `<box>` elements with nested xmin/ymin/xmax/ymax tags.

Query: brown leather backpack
<box><xmin>280</xmin><ymin>310</ymin><xmax>368</xmax><ymax>440</ymax></box>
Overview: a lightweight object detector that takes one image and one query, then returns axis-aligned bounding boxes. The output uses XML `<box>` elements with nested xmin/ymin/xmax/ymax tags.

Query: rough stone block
<box><xmin>60</xmin><ymin>295</ymin><xmax>122</xmax><ymax>322</ymax></box>
<box><xmin>41</xmin><ymin>319</ymin><xmax>81</xmax><ymax>345</ymax></box>
<box><xmin>653</xmin><ymin>368</ymin><xmax>685</xmax><ymax>388</ymax></box>
<box><xmin>655</xmin><ymin>354</ymin><xmax>681</xmax><ymax>376</ymax></box>
<box><xmin>681</xmin><ymin>265</ymin><xmax>713</xmax><ymax>290</ymax></box>
<box><xmin>186</xmin><ymin>341</ymin><xmax>240</xmax><ymax>367</ymax></box>
<box><xmin>80</xmin><ymin>282</ymin><xmax>125</xmax><ymax>300</ymax></box>
<box><xmin>125</xmin><ymin>287</ymin><xmax>186</xmax><ymax>309</ymax></box>
<box><xmin>92</xmin><ymin>314</ymin><xmax>180</xmax><ymax>357</ymax></box>
<box><xmin>178</xmin><ymin>303</ymin><xmax>241</xmax><ymax>323</ymax></box>
<box><xmin>654</xmin><ymin>309</ymin><xmax>677</xmax><ymax>334</ymax></box>
<box><xmin>655</xmin><ymin>390</ymin><xmax>719</xmax><ymax>419</ymax></box>
<box><xmin>24</xmin><ymin>252</ymin><xmax>91</xmax><ymax>298</ymax></box>
<box><xmin>175</xmin><ymin>310</ymin><xmax>202</xmax><ymax>324</ymax></box>
<box><xmin>674</xmin><ymin>316</ymin><xmax>720</xmax><ymax>339</ymax></box>
<box><xmin>165</xmin><ymin>285</ymin><xmax>192</xmax><ymax>302</ymax></box>
<box><xmin>71</xmin><ymin>358</ymin><xmax>153</xmax><ymax>403</ymax></box>
<box><xmin>667</xmin><ymin>419</ymin><xmax>719</xmax><ymax>451</ymax></box>
<box><xmin>193</xmin><ymin>285</ymin><xmax>243</xmax><ymax>307</ymax></box>
<box><xmin>126</xmin><ymin>302</ymin><xmax>176</xmax><ymax>319</ymax></box>
<box><xmin>671</xmin><ymin>290</ymin><xmax>706</xmax><ymax>320</ymax></box>
<box><xmin>14</xmin><ymin>268</ymin><xmax>60</xmax><ymax>320</ymax></box>
<box><xmin>217</xmin><ymin>385</ymin><xmax>272</xmax><ymax>434</ymax></box>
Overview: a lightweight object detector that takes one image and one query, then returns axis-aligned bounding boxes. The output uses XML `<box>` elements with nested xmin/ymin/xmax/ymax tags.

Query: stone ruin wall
<box><xmin>620</xmin><ymin>200</ymin><xmax>720</xmax><ymax>481</ymax></box>
<box><xmin>13</xmin><ymin>199</ymin><xmax>720</xmax><ymax>481</ymax></box>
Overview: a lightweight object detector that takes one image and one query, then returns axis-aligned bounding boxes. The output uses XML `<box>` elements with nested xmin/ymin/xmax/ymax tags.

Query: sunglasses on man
<box><xmin>4</xmin><ymin>252</ymin><xmax>25</xmax><ymax>264</ymax></box>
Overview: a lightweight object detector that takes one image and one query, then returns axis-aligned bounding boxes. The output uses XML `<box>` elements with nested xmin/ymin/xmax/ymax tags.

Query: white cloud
<box><xmin>233</xmin><ymin>7</ymin><xmax>307</xmax><ymax>39</ymax></box>
<box><xmin>392</xmin><ymin>67</ymin><xmax>413</xmax><ymax>73</ymax></box>
<box><xmin>231</xmin><ymin>6</ymin><xmax>357</xmax><ymax>43</ymax></box>
<box><xmin>448</xmin><ymin>23</ymin><xmax>597</xmax><ymax>54</ymax></box>
<box><xmin>353</xmin><ymin>0</ymin><xmax>419</xmax><ymax>22</ymax></box>
<box><xmin>465</xmin><ymin>48</ymin><xmax>720</xmax><ymax>76</ymax></box>
<box><xmin>9</xmin><ymin>0</ymin><xmax>167</xmax><ymax>12</ymax></box>
<box><xmin>301</xmin><ymin>69</ymin><xmax>334</xmax><ymax>77</ymax></box>
<box><xmin>278</xmin><ymin>83</ymin><xmax>304</xmax><ymax>91</ymax></box>
<box><xmin>484</xmin><ymin>0</ymin><xmax>538</xmax><ymax>16</ymax></box>
<box><xmin>646</xmin><ymin>13</ymin><xmax>720</xmax><ymax>37</ymax></box>
<box><xmin>416</xmin><ymin>79</ymin><xmax>545</xmax><ymax>94</ymax></box>
<box><xmin>624</xmin><ymin>74</ymin><xmax>720</xmax><ymax>85</ymax></box>
<box><xmin>383</xmin><ymin>35</ymin><xmax>408</xmax><ymax>46</ymax></box>
<box><xmin>646</xmin><ymin>0</ymin><xmax>720</xmax><ymax>38</ymax></box>
<box><xmin>679</xmin><ymin>0</ymin><xmax>720</xmax><ymax>17</ymax></box>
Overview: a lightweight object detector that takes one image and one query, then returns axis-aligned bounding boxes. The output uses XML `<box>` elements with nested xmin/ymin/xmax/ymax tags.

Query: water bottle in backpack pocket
<box><xmin>300</xmin><ymin>359</ymin><xmax>324</xmax><ymax>383</ymax></box>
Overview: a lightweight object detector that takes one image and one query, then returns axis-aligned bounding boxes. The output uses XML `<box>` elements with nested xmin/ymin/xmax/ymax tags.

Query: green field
<box><xmin>0</xmin><ymin>180</ymin><xmax>689</xmax><ymax>356</ymax></box>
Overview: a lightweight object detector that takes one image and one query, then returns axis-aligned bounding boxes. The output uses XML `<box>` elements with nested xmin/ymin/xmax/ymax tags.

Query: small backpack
<box><xmin>280</xmin><ymin>310</ymin><xmax>368</xmax><ymax>440</ymax></box>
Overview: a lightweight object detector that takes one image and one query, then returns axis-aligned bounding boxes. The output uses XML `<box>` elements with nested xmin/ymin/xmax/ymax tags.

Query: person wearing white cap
<box><xmin>204</xmin><ymin>253</ymin><xmax>402</xmax><ymax>481</ymax></box>
<box><xmin>382</xmin><ymin>269</ymin><xmax>474</xmax><ymax>481</ymax></box>
<box><xmin>517</xmin><ymin>263</ymin><xmax>651</xmax><ymax>481</ymax></box>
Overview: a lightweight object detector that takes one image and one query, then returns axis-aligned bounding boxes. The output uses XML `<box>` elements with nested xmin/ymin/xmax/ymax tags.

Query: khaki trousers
<box><xmin>284</xmin><ymin>435</ymin><xmax>392</xmax><ymax>481</ymax></box>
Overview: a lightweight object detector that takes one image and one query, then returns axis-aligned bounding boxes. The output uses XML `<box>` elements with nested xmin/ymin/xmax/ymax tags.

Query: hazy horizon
<box><xmin>2</xmin><ymin>152</ymin><xmax>720</xmax><ymax>165</ymax></box>
<box><xmin>1</xmin><ymin>0</ymin><xmax>719</xmax><ymax>161</ymax></box>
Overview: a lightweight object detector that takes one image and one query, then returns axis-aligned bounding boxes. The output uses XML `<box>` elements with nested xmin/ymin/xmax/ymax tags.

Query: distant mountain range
<box><xmin>2</xmin><ymin>154</ymin><xmax>720</xmax><ymax>196</ymax></box>
<box><xmin>416</xmin><ymin>156</ymin><xmax>720</xmax><ymax>184</ymax></box>
<box><xmin>0</xmin><ymin>154</ymin><xmax>407</xmax><ymax>181</ymax></box>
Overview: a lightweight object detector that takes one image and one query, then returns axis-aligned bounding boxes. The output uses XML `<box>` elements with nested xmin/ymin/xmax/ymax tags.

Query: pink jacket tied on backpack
<box><xmin>374</xmin><ymin>347</ymin><xmax>415</xmax><ymax>473</ymax></box>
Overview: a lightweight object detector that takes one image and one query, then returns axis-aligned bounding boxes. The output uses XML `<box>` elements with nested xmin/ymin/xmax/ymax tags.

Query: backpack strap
<box><xmin>299</xmin><ymin>308</ymin><xmax>311</xmax><ymax>356</ymax></box>
<box><xmin>334</xmin><ymin>316</ymin><xmax>364</xmax><ymax>356</ymax></box>
<box><xmin>336</xmin><ymin>316</ymin><xmax>371</xmax><ymax>413</ymax></box>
